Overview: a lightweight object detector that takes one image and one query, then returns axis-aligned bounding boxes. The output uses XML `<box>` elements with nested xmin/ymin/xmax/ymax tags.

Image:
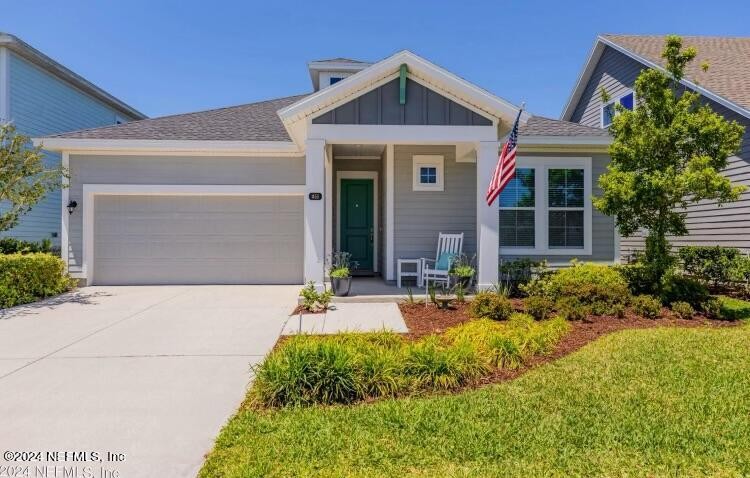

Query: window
<box><xmin>601</xmin><ymin>90</ymin><xmax>634</xmax><ymax>127</ymax></box>
<box><xmin>412</xmin><ymin>155</ymin><xmax>444</xmax><ymax>191</ymax></box>
<box><xmin>329</xmin><ymin>77</ymin><xmax>343</xmax><ymax>85</ymax></box>
<box><xmin>498</xmin><ymin>157</ymin><xmax>592</xmax><ymax>255</ymax></box>
<box><xmin>114</xmin><ymin>115</ymin><xmax>126</xmax><ymax>125</ymax></box>
<box><xmin>548</xmin><ymin>169</ymin><xmax>584</xmax><ymax>249</ymax></box>
<box><xmin>499</xmin><ymin>168</ymin><xmax>535</xmax><ymax>247</ymax></box>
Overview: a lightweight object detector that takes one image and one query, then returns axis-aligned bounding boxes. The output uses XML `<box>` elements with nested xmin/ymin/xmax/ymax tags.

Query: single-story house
<box><xmin>562</xmin><ymin>34</ymin><xmax>750</xmax><ymax>257</ymax></box>
<box><xmin>38</xmin><ymin>50</ymin><xmax>613</xmax><ymax>288</ymax></box>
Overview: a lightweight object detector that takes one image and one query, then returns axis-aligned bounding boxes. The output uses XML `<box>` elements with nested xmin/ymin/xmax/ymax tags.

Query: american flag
<box><xmin>486</xmin><ymin>108</ymin><xmax>522</xmax><ymax>206</ymax></box>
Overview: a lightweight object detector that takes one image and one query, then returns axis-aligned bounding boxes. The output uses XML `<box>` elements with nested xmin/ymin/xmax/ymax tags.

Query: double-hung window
<box><xmin>499</xmin><ymin>168</ymin><xmax>535</xmax><ymax>248</ymax></box>
<box><xmin>548</xmin><ymin>168</ymin><xmax>584</xmax><ymax>249</ymax></box>
<box><xmin>498</xmin><ymin>157</ymin><xmax>592</xmax><ymax>255</ymax></box>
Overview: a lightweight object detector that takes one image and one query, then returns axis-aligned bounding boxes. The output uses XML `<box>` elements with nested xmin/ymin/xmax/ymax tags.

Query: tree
<box><xmin>593</xmin><ymin>35</ymin><xmax>745</xmax><ymax>284</ymax></box>
<box><xmin>0</xmin><ymin>123</ymin><xmax>66</xmax><ymax>232</ymax></box>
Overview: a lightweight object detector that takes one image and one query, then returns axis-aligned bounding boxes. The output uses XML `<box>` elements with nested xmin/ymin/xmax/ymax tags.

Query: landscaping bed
<box><xmin>401</xmin><ymin>300</ymin><xmax>739</xmax><ymax>388</ymax></box>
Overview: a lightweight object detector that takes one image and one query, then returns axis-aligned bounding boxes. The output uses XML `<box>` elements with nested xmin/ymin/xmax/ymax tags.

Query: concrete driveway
<box><xmin>0</xmin><ymin>285</ymin><xmax>298</xmax><ymax>478</ymax></box>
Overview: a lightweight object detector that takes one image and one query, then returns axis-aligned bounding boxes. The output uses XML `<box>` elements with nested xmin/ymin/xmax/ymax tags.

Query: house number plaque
<box><xmin>308</xmin><ymin>192</ymin><xmax>323</xmax><ymax>200</ymax></box>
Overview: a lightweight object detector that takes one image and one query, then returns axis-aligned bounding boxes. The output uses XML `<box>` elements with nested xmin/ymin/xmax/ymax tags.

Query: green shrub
<box><xmin>0</xmin><ymin>253</ymin><xmax>73</xmax><ymax>308</ymax></box>
<box><xmin>299</xmin><ymin>281</ymin><xmax>333</xmax><ymax>312</ymax></box>
<box><xmin>716</xmin><ymin>296</ymin><xmax>750</xmax><ymax>321</ymax></box>
<box><xmin>631</xmin><ymin>295</ymin><xmax>662</xmax><ymax>319</ymax></box>
<box><xmin>0</xmin><ymin>237</ymin><xmax>53</xmax><ymax>255</ymax></box>
<box><xmin>679</xmin><ymin>246</ymin><xmax>746</xmax><ymax>286</ymax></box>
<box><xmin>701</xmin><ymin>297</ymin><xmax>722</xmax><ymax>319</ymax></box>
<box><xmin>524</xmin><ymin>295</ymin><xmax>554</xmax><ymax>320</ymax></box>
<box><xmin>616</xmin><ymin>262</ymin><xmax>661</xmax><ymax>295</ymax></box>
<box><xmin>555</xmin><ymin>296</ymin><xmax>590</xmax><ymax>321</ymax></box>
<box><xmin>659</xmin><ymin>273</ymin><xmax>710</xmax><ymax>307</ymax></box>
<box><xmin>523</xmin><ymin>262</ymin><xmax>630</xmax><ymax>315</ymax></box>
<box><xmin>468</xmin><ymin>290</ymin><xmax>513</xmax><ymax>321</ymax></box>
<box><xmin>499</xmin><ymin>258</ymin><xmax>547</xmax><ymax>296</ymax></box>
<box><xmin>671</xmin><ymin>301</ymin><xmax>695</xmax><ymax>319</ymax></box>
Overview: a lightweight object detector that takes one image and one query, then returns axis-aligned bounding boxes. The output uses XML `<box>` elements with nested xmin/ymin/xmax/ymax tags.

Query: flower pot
<box><xmin>331</xmin><ymin>277</ymin><xmax>352</xmax><ymax>297</ymax></box>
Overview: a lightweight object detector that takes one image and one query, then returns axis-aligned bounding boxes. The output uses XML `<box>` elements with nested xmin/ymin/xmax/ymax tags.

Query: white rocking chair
<box><xmin>421</xmin><ymin>233</ymin><xmax>464</xmax><ymax>301</ymax></box>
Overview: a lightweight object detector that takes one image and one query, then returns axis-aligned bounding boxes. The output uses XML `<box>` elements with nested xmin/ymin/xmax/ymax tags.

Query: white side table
<box><xmin>397</xmin><ymin>258</ymin><xmax>422</xmax><ymax>288</ymax></box>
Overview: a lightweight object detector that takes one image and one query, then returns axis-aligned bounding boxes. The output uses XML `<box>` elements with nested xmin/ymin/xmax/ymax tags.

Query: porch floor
<box><xmin>330</xmin><ymin>277</ymin><xmax>420</xmax><ymax>303</ymax></box>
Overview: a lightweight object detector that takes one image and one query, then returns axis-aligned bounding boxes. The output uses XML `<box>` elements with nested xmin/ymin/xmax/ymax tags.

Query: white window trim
<box><xmin>498</xmin><ymin>157</ymin><xmax>592</xmax><ymax>256</ymax></box>
<box><xmin>601</xmin><ymin>89</ymin><xmax>635</xmax><ymax>128</ymax></box>
<box><xmin>412</xmin><ymin>155</ymin><xmax>444</xmax><ymax>191</ymax></box>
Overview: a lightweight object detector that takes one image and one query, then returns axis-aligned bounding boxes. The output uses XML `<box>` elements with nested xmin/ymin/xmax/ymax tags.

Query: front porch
<box><xmin>304</xmin><ymin>135</ymin><xmax>502</xmax><ymax>292</ymax></box>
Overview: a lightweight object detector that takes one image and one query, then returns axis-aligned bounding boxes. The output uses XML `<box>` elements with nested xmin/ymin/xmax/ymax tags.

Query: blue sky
<box><xmin>3</xmin><ymin>0</ymin><xmax>749</xmax><ymax>119</ymax></box>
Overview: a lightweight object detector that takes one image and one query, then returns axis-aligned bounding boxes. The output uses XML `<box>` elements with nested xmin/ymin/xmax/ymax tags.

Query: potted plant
<box><xmin>449</xmin><ymin>254</ymin><xmax>476</xmax><ymax>289</ymax></box>
<box><xmin>328</xmin><ymin>251</ymin><xmax>357</xmax><ymax>297</ymax></box>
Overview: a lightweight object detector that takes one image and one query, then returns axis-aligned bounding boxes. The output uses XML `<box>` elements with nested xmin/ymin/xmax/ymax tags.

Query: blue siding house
<box><xmin>0</xmin><ymin>32</ymin><xmax>145</xmax><ymax>245</ymax></box>
<box><xmin>562</xmin><ymin>35</ymin><xmax>750</xmax><ymax>257</ymax></box>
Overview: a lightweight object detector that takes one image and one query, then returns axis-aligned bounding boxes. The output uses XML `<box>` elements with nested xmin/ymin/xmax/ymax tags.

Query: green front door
<box><xmin>340</xmin><ymin>179</ymin><xmax>374</xmax><ymax>273</ymax></box>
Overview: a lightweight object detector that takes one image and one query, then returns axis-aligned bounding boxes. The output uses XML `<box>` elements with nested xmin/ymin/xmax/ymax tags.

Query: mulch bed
<box><xmin>399</xmin><ymin>301</ymin><xmax>739</xmax><ymax>387</ymax></box>
<box><xmin>290</xmin><ymin>305</ymin><xmax>326</xmax><ymax>315</ymax></box>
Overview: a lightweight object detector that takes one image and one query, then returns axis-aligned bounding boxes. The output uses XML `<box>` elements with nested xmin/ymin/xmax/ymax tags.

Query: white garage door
<box><xmin>93</xmin><ymin>195</ymin><xmax>303</xmax><ymax>285</ymax></box>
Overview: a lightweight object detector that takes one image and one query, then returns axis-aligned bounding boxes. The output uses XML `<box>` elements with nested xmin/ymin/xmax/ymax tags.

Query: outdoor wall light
<box><xmin>67</xmin><ymin>200</ymin><xmax>78</xmax><ymax>215</ymax></box>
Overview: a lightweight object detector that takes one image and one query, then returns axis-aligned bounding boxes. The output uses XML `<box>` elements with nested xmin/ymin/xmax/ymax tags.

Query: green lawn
<box><xmin>201</xmin><ymin>323</ymin><xmax>750</xmax><ymax>478</ymax></box>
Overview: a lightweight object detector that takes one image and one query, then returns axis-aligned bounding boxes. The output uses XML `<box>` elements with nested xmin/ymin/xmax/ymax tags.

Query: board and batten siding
<box><xmin>2</xmin><ymin>51</ymin><xmax>136</xmax><ymax>245</ymax></box>
<box><xmin>392</xmin><ymin>145</ymin><xmax>477</xmax><ymax>273</ymax></box>
<box><xmin>313</xmin><ymin>78</ymin><xmax>492</xmax><ymax>126</ymax></box>
<box><xmin>500</xmin><ymin>153</ymin><xmax>616</xmax><ymax>266</ymax></box>
<box><xmin>569</xmin><ymin>45</ymin><xmax>750</xmax><ymax>256</ymax></box>
<box><xmin>66</xmin><ymin>154</ymin><xmax>305</xmax><ymax>273</ymax></box>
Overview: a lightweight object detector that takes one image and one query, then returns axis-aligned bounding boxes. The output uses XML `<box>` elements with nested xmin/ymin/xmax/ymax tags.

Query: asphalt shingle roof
<box><xmin>603</xmin><ymin>34</ymin><xmax>750</xmax><ymax>111</ymax></box>
<box><xmin>519</xmin><ymin>116</ymin><xmax>610</xmax><ymax>137</ymax></box>
<box><xmin>50</xmin><ymin>94</ymin><xmax>309</xmax><ymax>141</ymax></box>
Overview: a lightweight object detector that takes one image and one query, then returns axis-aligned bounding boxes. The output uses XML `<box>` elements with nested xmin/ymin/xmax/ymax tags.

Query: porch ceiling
<box><xmin>332</xmin><ymin>144</ymin><xmax>385</xmax><ymax>157</ymax></box>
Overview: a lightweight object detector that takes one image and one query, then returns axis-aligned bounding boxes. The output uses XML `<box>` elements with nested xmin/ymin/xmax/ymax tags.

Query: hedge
<box><xmin>0</xmin><ymin>253</ymin><xmax>74</xmax><ymax>308</ymax></box>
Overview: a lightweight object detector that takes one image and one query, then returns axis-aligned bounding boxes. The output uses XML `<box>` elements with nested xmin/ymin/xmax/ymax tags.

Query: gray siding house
<box><xmin>0</xmin><ymin>33</ymin><xmax>145</xmax><ymax>245</ymax></box>
<box><xmin>39</xmin><ymin>50</ymin><xmax>613</xmax><ymax>288</ymax></box>
<box><xmin>562</xmin><ymin>34</ymin><xmax>750</xmax><ymax>258</ymax></box>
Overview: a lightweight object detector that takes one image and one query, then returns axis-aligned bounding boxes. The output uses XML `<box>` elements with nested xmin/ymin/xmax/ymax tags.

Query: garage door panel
<box><xmin>93</xmin><ymin>195</ymin><xmax>303</xmax><ymax>285</ymax></box>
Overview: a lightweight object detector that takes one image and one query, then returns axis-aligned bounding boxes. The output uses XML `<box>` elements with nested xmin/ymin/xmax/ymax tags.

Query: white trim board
<box><xmin>498</xmin><ymin>156</ymin><xmax>593</xmax><ymax>256</ymax></box>
<box><xmin>336</xmin><ymin>171</ymin><xmax>379</xmax><ymax>273</ymax></box>
<box><xmin>308</xmin><ymin>124</ymin><xmax>496</xmax><ymax>144</ymax></box>
<box><xmin>0</xmin><ymin>47</ymin><xmax>9</xmax><ymax>123</ymax></box>
<box><xmin>34</xmin><ymin>138</ymin><xmax>302</xmax><ymax>156</ymax></box>
<box><xmin>561</xmin><ymin>36</ymin><xmax>750</xmax><ymax>121</ymax></box>
<box><xmin>80</xmin><ymin>184</ymin><xmax>305</xmax><ymax>285</ymax></box>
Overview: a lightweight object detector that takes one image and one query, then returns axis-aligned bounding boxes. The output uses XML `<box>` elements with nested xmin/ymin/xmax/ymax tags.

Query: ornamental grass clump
<box><xmin>251</xmin><ymin>316</ymin><xmax>571</xmax><ymax>408</ymax></box>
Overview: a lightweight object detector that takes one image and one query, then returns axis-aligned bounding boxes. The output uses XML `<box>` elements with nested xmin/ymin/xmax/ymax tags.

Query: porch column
<box><xmin>304</xmin><ymin>138</ymin><xmax>326</xmax><ymax>289</ymax></box>
<box><xmin>476</xmin><ymin>140</ymin><xmax>499</xmax><ymax>289</ymax></box>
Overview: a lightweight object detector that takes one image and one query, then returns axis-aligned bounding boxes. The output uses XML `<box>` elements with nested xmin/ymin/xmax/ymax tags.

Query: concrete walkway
<box><xmin>281</xmin><ymin>302</ymin><xmax>408</xmax><ymax>335</ymax></box>
<box><xmin>0</xmin><ymin>285</ymin><xmax>299</xmax><ymax>478</ymax></box>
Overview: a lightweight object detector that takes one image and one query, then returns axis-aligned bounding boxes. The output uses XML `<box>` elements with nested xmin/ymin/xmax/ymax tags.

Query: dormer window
<box><xmin>308</xmin><ymin>58</ymin><xmax>371</xmax><ymax>91</ymax></box>
<box><xmin>601</xmin><ymin>90</ymin><xmax>634</xmax><ymax>127</ymax></box>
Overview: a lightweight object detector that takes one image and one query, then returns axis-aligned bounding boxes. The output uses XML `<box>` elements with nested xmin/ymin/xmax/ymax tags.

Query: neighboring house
<box><xmin>39</xmin><ymin>50</ymin><xmax>613</xmax><ymax>287</ymax></box>
<box><xmin>0</xmin><ymin>33</ymin><xmax>146</xmax><ymax>245</ymax></box>
<box><xmin>562</xmin><ymin>34</ymin><xmax>750</xmax><ymax>258</ymax></box>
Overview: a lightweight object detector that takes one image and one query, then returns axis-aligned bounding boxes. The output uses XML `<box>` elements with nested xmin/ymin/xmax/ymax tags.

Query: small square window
<box><xmin>420</xmin><ymin>167</ymin><xmax>437</xmax><ymax>184</ymax></box>
<box><xmin>412</xmin><ymin>155</ymin><xmax>444</xmax><ymax>191</ymax></box>
<box><xmin>329</xmin><ymin>77</ymin><xmax>343</xmax><ymax>85</ymax></box>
